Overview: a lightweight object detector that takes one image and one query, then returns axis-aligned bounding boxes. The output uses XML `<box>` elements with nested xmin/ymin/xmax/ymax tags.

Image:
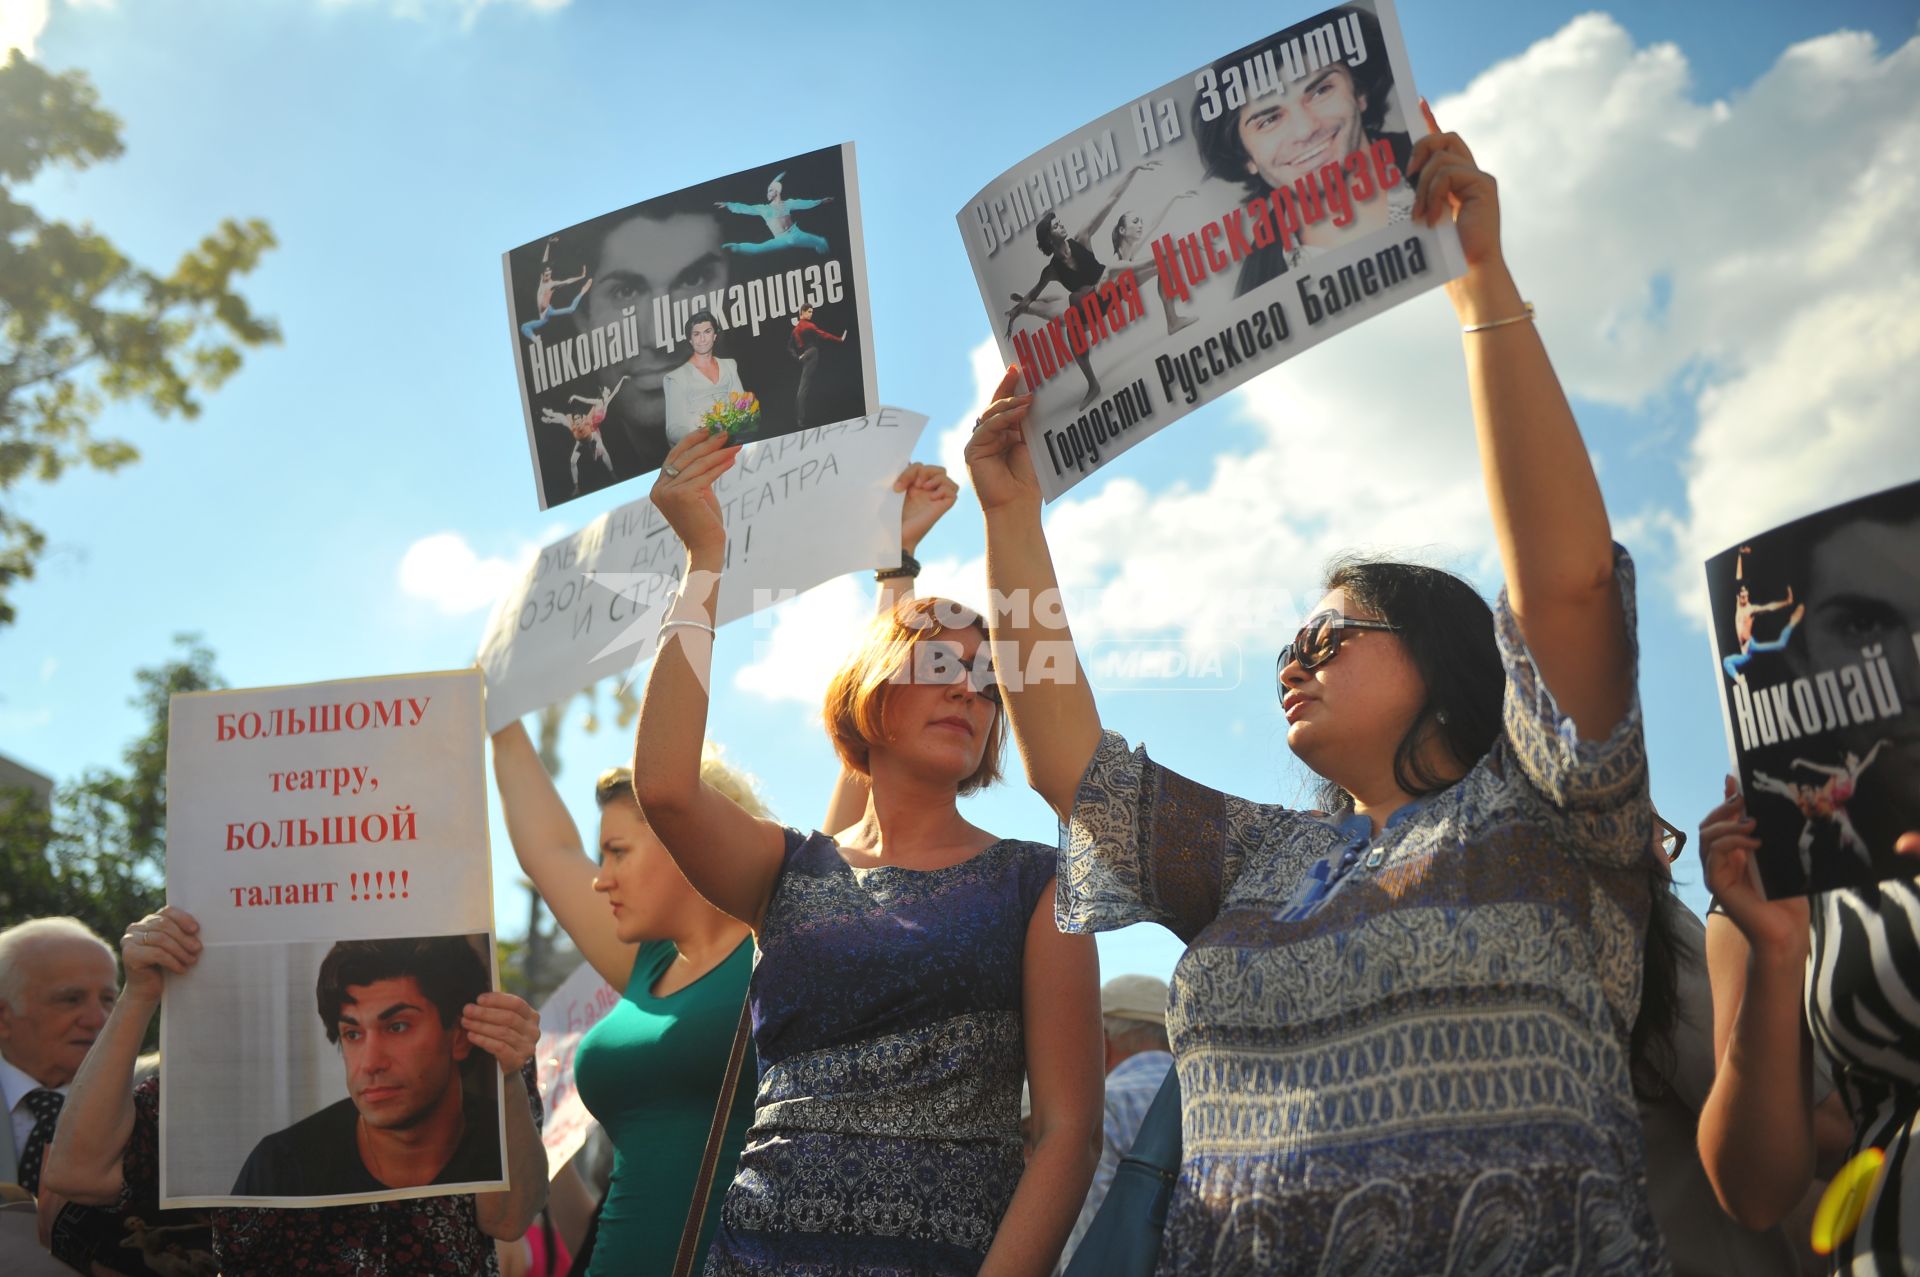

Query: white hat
<box><xmin>1100</xmin><ymin>974</ymin><xmax>1169</xmax><ymax>1026</ymax></box>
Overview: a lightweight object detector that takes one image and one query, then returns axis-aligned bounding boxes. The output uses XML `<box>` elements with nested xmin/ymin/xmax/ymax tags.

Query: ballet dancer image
<box><xmin>540</xmin><ymin>376</ymin><xmax>629</xmax><ymax>496</ymax></box>
<box><xmin>789</xmin><ymin>304</ymin><xmax>844</xmax><ymax>427</ymax></box>
<box><xmin>1003</xmin><ymin>162</ymin><xmax>1176</xmax><ymax>408</ymax></box>
<box><xmin>714</xmin><ymin>172</ymin><xmax>835</xmax><ymax>256</ymax></box>
<box><xmin>661</xmin><ymin>310</ymin><xmax>747</xmax><ymax>444</ymax></box>
<box><xmin>1108</xmin><ymin>187</ymin><xmax>1200</xmax><ymax>334</ymax></box>
<box><xmin>1750</xmin><ymin>740</ymin><xmax>1889</xmax><ymax>878</ymax></box>
<box><xmin>521</xmin><ymin>236</ymin><xmax>594</xmax><ymax>340</ymax></box>
<box><xmin>1723</xmin><ymin>545</ymin><xmax>1805</xmax><ymax>679</ymax></box>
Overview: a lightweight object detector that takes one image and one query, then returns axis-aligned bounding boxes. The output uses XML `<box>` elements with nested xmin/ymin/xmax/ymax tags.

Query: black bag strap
<box><xmin>671</xmin><ymin>999</ymin><xmax>752</xmax><ymax>1277</ymax></box>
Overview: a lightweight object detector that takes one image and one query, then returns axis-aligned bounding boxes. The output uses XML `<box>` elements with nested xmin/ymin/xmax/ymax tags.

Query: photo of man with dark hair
<box><xmin>230</xmin><ymin>935</ymin><xmax>503</xmax><ymax>1198</ymax></box>
<box><xmin>1191</xmin><ymin>2</ymin><xmax>1412</xmax><ymax>296</ymax></box>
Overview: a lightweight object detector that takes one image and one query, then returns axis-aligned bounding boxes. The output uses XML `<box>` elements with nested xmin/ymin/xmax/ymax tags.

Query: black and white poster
<box><xmin>504</xmin><ymin>143</ymin><xmax>878</xmax><ymax>510</ymax></box>
<box><xmin>1707</xmin><ymin>480</ymin><xmax>1920</xmax><ymax>897</ymax></box>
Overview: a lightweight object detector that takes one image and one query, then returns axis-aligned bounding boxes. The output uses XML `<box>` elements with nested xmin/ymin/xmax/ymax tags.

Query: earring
<box><xmin>1436</xmin><ymin>711</ymin><xmax>1449</xmax><ymax>725</ymax></box>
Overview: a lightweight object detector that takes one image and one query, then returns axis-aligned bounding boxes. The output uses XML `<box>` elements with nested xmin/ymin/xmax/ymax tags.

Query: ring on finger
<box><xmin>661</xmin><ymin>463</ymin><xmax>682</xmax><ymax>479</ymax></box>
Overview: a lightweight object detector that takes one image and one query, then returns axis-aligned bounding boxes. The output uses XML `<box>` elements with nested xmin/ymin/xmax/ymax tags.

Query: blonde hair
<box><xmin>822</xmin><ymin>596</ymin><xmax>1006</xmax><ymax>796</ymax></box>
<box><xmin>596</xmin><ymin>741</ymin><xmax>773</xmax><ymax>820</ymax></box>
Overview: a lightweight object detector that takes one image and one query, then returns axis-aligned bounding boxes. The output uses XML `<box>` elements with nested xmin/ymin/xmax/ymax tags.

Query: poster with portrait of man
<box><xmin>1706</xmin><ymin>479</ymin><xmax>1920</xmax><ymax>898</ymax></box>
<box><xmin>503</xmin><ymin>143</ymin><xmax>878</xmax><ymax>510</ymax></box>
<box><xmin>160</xmin><ymin>670</ymin><xmax>507</xmax><ymax>1208</ymax></box>
<box><xmin>955</xmin><ymin>0</ymin><xmax>1463</xmax><ymax>500</ymax></box>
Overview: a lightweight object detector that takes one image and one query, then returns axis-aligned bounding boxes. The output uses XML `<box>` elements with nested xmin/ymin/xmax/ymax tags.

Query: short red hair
<box><xmin>822</xmin><ymin>596</ymin><xmax>1006</xmax><ymax>795</ymax></box>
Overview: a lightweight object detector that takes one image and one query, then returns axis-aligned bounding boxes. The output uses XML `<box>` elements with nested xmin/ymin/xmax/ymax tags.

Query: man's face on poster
<box><xmin>1793</xmin><ymin>516</ymin><xmax>1920</xmax><ymax>853</ymax></box>
<box><xmin>577</xmin><ymin>211</ymin><xmax>728</xmax><ymax>435</ymax></box>
<box><xmin>335</xmin><ymin>975</ymin><xmax>471</xmax><ymax>1131</ymax></box>
<box><xmin>688</xmin><ymin>319</ymin><xmax>718</xmax><ymax>358</ymax></box>
<box><xmin>1237</xmin><ymin>63</ymin><xmax>1369</xmax><ymax>191</ymax></box>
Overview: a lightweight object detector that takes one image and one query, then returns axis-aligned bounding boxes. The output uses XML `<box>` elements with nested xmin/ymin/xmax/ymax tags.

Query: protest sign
<box><xmin>1706</xmin><ymin>479</ymin><xmax>1920</xmax><ymax>897</ymax></box>
<box><xmin>478</xmin><ymin>406</ymin><xmax>927</xmax><ymax>733</ymax></box>
<box><xmin>533</xmin><ymin>961</ymin><xmax>620</xmax><ymax>1179</ymax></box>
<box><xmin>956</xmin><ymin>0</ymin><xmax>1462</xmax><ymax>500</ymax></box>
<box><xmin>504</xmin><ymin>143</ymin><xmax>878</xmax><ymax>510</ymax></box>
<box><xmin>161</xmin><ymin>670</ymin><xmax>503</xmax><ymax>1208</ymax></box>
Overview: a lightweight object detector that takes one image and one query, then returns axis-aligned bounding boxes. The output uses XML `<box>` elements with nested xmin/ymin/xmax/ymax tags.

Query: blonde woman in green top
<box><xmin>491</xmin><ymin>724</ymin><xmax>767</xmax><ymax>1274</ymax></box>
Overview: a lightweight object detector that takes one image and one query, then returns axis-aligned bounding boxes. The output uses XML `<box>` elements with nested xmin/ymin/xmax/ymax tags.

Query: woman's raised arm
<box><xmin>966</xmin><ymin>367</ymin><xmax>1104</xmax><ymax>823</ymax></box>
<box><xmin>1412</xmin><ymin>108</ymin><xmax>1628</xmax><ymax>740</ymax></box>
<box><xmin>491</xmin><ymin>720</ymin><xmax>635</xmax><ymax>988</ymax></box>
<box><xmin>632</xmin><ymin>430</ymin><xmax>789</xmax><ymax>929</ymax></box>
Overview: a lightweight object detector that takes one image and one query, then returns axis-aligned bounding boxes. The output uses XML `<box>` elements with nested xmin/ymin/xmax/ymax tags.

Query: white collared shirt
<box><xmin>0</xmin><ymin>1053</ymin><xmax>65</xmax><ymax>1154</ymax></box>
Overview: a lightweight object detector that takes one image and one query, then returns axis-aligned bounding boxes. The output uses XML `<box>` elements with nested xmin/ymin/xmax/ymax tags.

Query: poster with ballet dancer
<box><xmin>160</xmin><ymin>670</ymin><xmax>507</xmax><ymax>1207</ymax></box>
<box><xmin>1706</xmin><ymin>479</ymin><xmax>1920</xmax><ymax>897</ymax></box>
<box><xmin>502</xmin><ymin>143</ymin><xmax>878</xmax><ymax>510</ymax></box>
<box><xmin>953</xmin><ymin>0</ymin><xmax>1464</xmax><ymax>501</ymax></box>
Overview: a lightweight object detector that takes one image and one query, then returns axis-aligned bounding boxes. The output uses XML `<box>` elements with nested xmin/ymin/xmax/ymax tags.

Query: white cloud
<box><xmin>397</xmin><ymin>530</ymin><xmax>549</xmax><ymax>617</ymax></box>
<box><xmin>1432</xmin><ymin>20</ymin><xmax>1920</xmax><ymax>613</ymax></box>
<box><xmin>2</xmin><ymin>0</ymin><xmax>115</xmax><ymax>56</ymax></box>
<box><xmin>2</xmin><ymin>0</ymin><xmax>52</xmax><ymax>55</ymax></box>
<box><xmin>38</xmin><ymin>657</ymin><xmax>56</xmax><ymax>683</ymax></box>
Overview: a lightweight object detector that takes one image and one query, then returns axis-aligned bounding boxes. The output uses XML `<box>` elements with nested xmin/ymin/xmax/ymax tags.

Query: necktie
<box><xmin>18</xmin><ymin>1087</ymin><xmax>63</xmax><ymax>1195</ymax></box>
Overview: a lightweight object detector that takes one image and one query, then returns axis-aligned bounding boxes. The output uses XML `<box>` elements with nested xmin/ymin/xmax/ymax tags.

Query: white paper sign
<box><xmin>161</xmin><ymin>670</ymin><xmax>503</xmax><ymax>1209</ymax></box>
<box><xmin>478</xmin><ymin>406</ymin><xmax>928</xmax><ymax>732</ymax></box>
<box><xmin>533</xmin><ymin>961</ymin><xmax>622</xmax><ymax>1179</ymax></box>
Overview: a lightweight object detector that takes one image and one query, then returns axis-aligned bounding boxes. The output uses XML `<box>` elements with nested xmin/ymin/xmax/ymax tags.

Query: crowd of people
<box><xmin>3</xmin><ymin>114</ymin><xmax>1917</xmax><ymax>1277</ymax></box>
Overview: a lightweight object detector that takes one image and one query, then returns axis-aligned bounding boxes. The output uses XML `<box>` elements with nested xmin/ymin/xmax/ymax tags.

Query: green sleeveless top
<box><xmin>573</xmin><ymin>936</ymin><xmax>755</xmax><ymax>1276</ymax></box>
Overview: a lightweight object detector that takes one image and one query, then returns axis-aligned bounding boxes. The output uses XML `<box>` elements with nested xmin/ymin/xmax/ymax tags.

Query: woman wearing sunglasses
<box><xmin>630</xmin><ymin>439</ymin><xmax>1102</xmax><ymax>1276</ymax></box>
<box><xmin>966</xmin><ymin>119</ymin><xmax>1668</xmax><ymax>1274</ymax></box>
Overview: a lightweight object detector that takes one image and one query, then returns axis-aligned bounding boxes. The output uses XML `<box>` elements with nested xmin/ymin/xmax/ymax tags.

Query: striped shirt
<box><xmin>1807</xmin><ymin>880</ymin><xmax>1920</xmax><ymax>1273</ymax></box>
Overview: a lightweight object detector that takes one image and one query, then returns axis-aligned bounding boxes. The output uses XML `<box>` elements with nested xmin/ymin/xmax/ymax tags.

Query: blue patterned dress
<box><xmin>1059</xmin><ymin>554</ymin><xmax>1668</xmax><ymax>1275</ymax></box>
<box><xmin>703</xmin><ymin>829</ymin><xmax>1058</xmax><ymax>1276</ymax></box>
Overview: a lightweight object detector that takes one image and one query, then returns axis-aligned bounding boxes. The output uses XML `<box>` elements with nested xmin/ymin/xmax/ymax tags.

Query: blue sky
<box><xmin>2</xmin><ymin>0</ymin><xmax>1917</xmax><ymax>983</ymax></box>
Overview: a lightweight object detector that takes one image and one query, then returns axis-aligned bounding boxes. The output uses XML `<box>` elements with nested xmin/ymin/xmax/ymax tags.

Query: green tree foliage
<box><xmin>0</xmin><ymin>635</ymin><xmax>222</xmax><ymax>944</ymax></box>
<box><xmin>0</xmin><ymin>51</ymin><xmax>278</xmax><ymax>626</ymax></box>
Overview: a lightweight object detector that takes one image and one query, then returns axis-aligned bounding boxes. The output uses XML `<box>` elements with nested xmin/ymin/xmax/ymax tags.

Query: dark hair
<box><xmin>1110</xmin><ymin>214</ymin><xmax>1134</xmax><ymax>256</ymax></box>
<box><xmin>1311</xmin><ymin>558</ymin><xmax>1504</xmax><ymax>812</ymax></box>
<box><xmin>1034</xmin><ymin>211</ymin><xmax>1063</xmax><ymax>256</ymax></box>
<box><xmin>314</xmin><ymin>936</ymin><xmax>490</xmax><ymax>1046</ymax></box>
<box><xmin>1193</xmin><ymin>4</ymin><xmax>1397</xmax><ymax>193</ymax></box>
<box><xmin>685</xmin><ymin>309</ymin><xmax>720</xmax><ymax>343</ymax></box>
<box><xmin>1630</xmin><ymin>878</ymin><xmax>1686</xmax><ymax>1102</ymax></box>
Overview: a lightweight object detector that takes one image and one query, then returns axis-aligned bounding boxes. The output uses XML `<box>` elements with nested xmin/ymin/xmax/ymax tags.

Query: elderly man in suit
<box><xmin>0</xmin><ymin>916</ymin><xmax>119</xmax><ymax>1195</ymax></box>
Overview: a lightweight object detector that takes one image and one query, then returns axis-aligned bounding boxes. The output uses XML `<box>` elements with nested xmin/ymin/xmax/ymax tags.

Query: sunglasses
<box><xmin>1654</xmin><ymin>814</ymin><xmax>1687</xmax><ymax>864</ymax></box>
<box><xmin>905</xmin><ymin>643</ymin><xmax>1003</xmax><ymax>706</ymax></box>
<box><xmin>1276</xmin><ymin>611</ymin><xmax>1401</xmax><ymax>693</ymax></box>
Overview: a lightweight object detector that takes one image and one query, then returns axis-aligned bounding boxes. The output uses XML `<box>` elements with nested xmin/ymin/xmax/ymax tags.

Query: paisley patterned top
<box><xmin>704</xmin><ymin>829</ymin><xmax>1057</xmax><ymax>1276</ymax></box>
<box><xmin>1058</xmin><ymin>551</ymin><xmax>1669</xmax><ymax>1276</ymax></box>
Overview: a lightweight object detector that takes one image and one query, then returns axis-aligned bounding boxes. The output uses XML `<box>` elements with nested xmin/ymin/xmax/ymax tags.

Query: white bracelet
<box><xmin>657</xmin><ymin>618</ymin><xmax>716</xmax><ymax>640</ymax></box>
<box><xmin>1461</xmin><ymin>302</ymin><xmax>1535</xmax><ymax>333</ymax></box>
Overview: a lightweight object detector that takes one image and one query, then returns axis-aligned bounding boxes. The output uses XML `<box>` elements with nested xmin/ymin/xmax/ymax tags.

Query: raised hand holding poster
<box><xmin>477</xmin><ymin>407</ymin><xmax>927</xmax><ymax>733</ymax></box>
<box><xmin>956</xmin><ymin>0</ymin><xmax>1462</xmax><ymax>500</ymax></box>
<box><xmin>504</xmin><ymin>143</ymin><xmax>877</xmax><ymax>510</ymax></box>
<box><xmin>161</xmin><ymin>670</ymin><xmax>503</xmax><ymax>1207</ymax></box>
<box><xmin>1706</xmin><ymin>480</ymin><xmax>1920</xmax><ymax>897</ymax></box>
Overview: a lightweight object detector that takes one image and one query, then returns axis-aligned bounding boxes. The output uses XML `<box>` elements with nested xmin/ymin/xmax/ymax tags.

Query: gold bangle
<box><xmin>1461</xmin><ymin>302</ymin><xmax>1535</xmax><ymax>333</ymax></box>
